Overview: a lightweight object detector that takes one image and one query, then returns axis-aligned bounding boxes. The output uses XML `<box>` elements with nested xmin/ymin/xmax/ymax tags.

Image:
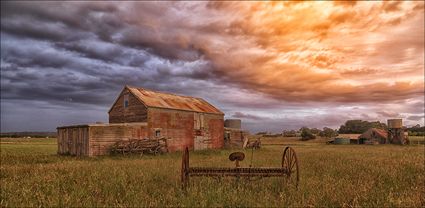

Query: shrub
<box><xmin>319</xmin><ymin>127</ymin><xmax>338</xmax><ymax>138</ymax></box>
<box><xmin>300</xmin><ymin>127</ymin><xmax>316</xmax><ymax>140</ymax></box>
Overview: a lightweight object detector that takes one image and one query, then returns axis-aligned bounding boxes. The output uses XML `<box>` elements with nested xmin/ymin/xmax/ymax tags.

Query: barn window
<box><xmin>124</xmin><ymin>94</ymin><xmax>129</xmax><ymax>108</ymax></box>
<box><xmin>155</xmin><ymin>130</ymin><xmax>161</xmax><ymax>137</ymax></box>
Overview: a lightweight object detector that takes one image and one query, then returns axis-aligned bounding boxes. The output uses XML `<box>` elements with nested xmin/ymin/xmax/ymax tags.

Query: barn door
<box><xmin>193</xmin><ymin>112</ymin><xmax>206</xmax><ymax>150</ymax></box>
<box><xmin>194</xmin><ymin>136</ymin><xmax>205</xmax><ymax>150</ymax></box>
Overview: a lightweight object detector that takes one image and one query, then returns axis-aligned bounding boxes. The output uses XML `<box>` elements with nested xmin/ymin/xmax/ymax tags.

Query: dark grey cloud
<box><xmin>407</xmin><ymin>115</ymin><xmax>424</xmax><ymax>121</ymax></box>
<box><xmin>231</xmin><ymin>112</ymin><xmax>265</xmax><ymax>120</ymax></box>
<box><xmin>242</xmin><ymin>113</ymin><xmax>353</xmax><ymax>133</ymax></box>
<box><xmin>1</xmin><ymin>1</ymin><xmax>122</xmax><ymax>40</ymax></box>
<box><xmin>376</xmin><ymin>111</ymin><xmax>401</xmax><ymax>118</ymax></box>
<box><xmin>405</xmin><ymin>101</ymin><xmax>425</xmax><ymax>114</ymax></box>
<box><xmin>56</xmin><ymin>41</ymin><xmax>125</xmax><ymax>64</ymax></box>
<box><xmin>1</xmin><ymin>1</ymin><xmax>206</xmax><ymax>63</ymax></box>
<box><xmin>0</xmin><ymin>99</ymin><xmax>107</xmax><ymax>132</ymax></box>
<box><xmin>1</xmin><ymin>1</ymin><xmax>224</xmax><ymax>113</ymax></box>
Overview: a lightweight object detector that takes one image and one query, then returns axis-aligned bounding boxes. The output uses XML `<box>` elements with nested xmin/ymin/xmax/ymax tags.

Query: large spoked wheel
<box><xmin>282</xmin><ymin>146</ymin><xmax>299</xmax><ymax>187</ymax></box>
<box><xmin>181</xmin><ymin>147</ymin><xmax>189</xmax><ymax>189</ymax></box>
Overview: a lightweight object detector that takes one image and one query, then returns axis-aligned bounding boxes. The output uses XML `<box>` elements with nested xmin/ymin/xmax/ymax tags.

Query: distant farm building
<box><xmin>333</xmin><ymin>119</ymin><xmax>409</xmax><ymax>145</ymax></box>
<box><xmin>387</xmin><ymin>119</ymin><xmax>409</xmax><ymax>144</ymax></box>
<box><xmin>357</xmin><ymin>119</ymin><xmax>410</xmax><ymax>145</ymax></box>
<box><xmin>336</xmin><ymin>134</ymin><xmax>361</xmax><ymax>144</ymax></box>
<box><xmin>224</xmin><ymin>119</ymin><xmax>248</xmax><ymax>148</ymax></box>
<box><xmin>333</xmin><ymin>138</ymin><xmax>351</xmax><ymax>144</ymax></box>
<box><xmin>358</xmin><ymin>128</ymin><xmax>388</xmax><ymax>144</ymax></box>
<box><xmin>58</xmin><ymin>85</ymin><xmax>224</xmax><ymax>156</ymax></box>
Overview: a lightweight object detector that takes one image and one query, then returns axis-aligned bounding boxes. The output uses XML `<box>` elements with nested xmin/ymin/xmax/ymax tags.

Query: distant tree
<box><xmin>338</xmin><ymin>120</ymin><xmax>387</xmax><ymax>134</ymax></box>
<box><xmin>319</xmin><ymin>127</ymin><xmax>338</xmax><ymax>138</ymax></box>
<box><xmin>300</xmin><ymin>127</ymin><xmax>316</xmax><ymax>140</ymax></box>
<box><xmin>369</xmin><ymin>121</ymin><xmax>387</xmax><ymax>130</ymax></box>
<box><xmin>310</xmin><ymin>128</ymin><xmax>321</xmax><ymax>135</ymax></box>
<box><xmin>282</xmin><ymin>130</ymin><xmax>297</xmax><ymax>137</ymax></box>
<box><xmin>407</xmin><ymin>124</ymin><xmax>425</xmax><ymax>136</ymax></box>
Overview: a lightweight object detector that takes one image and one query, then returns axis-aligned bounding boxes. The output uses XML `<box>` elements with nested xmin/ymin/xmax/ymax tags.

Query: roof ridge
<box><xmin>126</xmin><ymin>85</ymin><xmax>203</xmax><ymax>100</ymax></box>
<box><xmin>125</xmin><ymin>85</ymin><xmax>223</xmax><ymax>115</ymax></box>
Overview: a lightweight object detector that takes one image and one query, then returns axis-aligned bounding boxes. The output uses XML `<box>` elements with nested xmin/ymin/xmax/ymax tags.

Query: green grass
<box><xmin>1</xmin><ymin>138</ymin><xmax>424</xmax><ymax>207</ymax></box>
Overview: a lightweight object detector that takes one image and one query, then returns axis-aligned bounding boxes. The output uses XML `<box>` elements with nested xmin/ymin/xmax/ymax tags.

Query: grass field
<box><xmin>1</xmin><ymin>137</ymin><xmax>424</xmax><ymax>207</ymax></box>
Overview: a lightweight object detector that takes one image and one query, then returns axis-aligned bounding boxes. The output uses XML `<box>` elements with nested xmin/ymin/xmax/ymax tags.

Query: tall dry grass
<box><xmin>1</xmin><ymin>138</ymin><xmax>424</xmax><ymax>207</ymax></box>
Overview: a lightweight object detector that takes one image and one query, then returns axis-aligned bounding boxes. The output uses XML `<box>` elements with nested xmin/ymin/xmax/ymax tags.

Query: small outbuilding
<box><xmin>224</xmin><ymin>128</ymin><xmax>248</xmax><ymax>148</ymax></box>
<box><xmin>223</xmin><ymin>119</ymin><xmax>248</xmax><ymax>148</ymax></box>
<box><xmin>333</xmin><ymin>138</ymin><xmax>351</xmax><ymax>144</ymax></box>
<box><xmin>358</xmin><ymin>128</ymin><xmax>388</xmax><ymax>144</ymax></box>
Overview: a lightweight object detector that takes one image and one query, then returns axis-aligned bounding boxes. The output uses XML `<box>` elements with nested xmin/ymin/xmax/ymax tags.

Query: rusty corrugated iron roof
<box><xmin>358</xmin><ymin>128</ymin><xmax>388</xmax><ymax>139</ymax></box>
<box><xmin>126</xmin><ymin>85</ymin><xmax>223</xmax><ymax>115</ymax></box>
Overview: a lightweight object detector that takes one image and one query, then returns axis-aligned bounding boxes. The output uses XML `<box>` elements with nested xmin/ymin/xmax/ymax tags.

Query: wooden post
<box><xmin>181</xmin><ymin>147</ymin><xmax>189</xmax><ymax>190</ymax></box>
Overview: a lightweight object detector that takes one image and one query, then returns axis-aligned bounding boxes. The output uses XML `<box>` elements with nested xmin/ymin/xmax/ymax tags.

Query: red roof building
<box><xmin>58</xmin><ymin>86</ymin><xmax>224</xmax><ymax>156</ymax></box>
<box><xmin>107</xmin><ymin>86</ymin><xmax>224</xmax><ymax>152</ymax></box>
<box><xmin>358</xmin><ymin>128</ymin><xmax>388</xmax><ymax>144</ymax></box>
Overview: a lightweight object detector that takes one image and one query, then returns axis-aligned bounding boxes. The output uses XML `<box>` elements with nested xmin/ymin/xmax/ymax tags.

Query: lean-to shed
<box><xmin>57</xmin><ymin>123</ymin><xmax>148</xmax><ymax>156</ymax></box>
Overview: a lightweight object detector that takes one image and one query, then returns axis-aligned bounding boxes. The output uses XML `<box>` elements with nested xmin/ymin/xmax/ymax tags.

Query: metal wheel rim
<box><xmin>282</xmin><ymin>147</ymin><xmax>299</xmax><ymax>187</ymax></box>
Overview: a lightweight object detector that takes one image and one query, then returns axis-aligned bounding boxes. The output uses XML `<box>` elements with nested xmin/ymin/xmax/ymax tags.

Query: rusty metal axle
<box><xmin>189</xmin><ymin>167</ymin><xmax>288</xmax><ymax>177</ymax></box>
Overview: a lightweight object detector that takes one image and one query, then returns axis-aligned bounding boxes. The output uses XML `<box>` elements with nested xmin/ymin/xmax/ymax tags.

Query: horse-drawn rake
<box><xmin>181</xmin><ymin>146</ymin><xmax>299</xmax><ymax>189</ymax></box>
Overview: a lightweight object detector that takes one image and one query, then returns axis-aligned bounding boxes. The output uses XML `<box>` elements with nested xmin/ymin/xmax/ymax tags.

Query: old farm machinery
<box><xmin>181</xmin><ymin>146</ymin><xmax>299</xmax><ymax>189</ymax></box>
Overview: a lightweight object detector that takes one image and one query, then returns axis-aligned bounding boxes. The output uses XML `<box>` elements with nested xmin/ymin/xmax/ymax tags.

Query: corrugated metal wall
<box><xmin>147</xmin><ymin>108</ymin><xmax>224</xmax><ymax>152</ymax></box>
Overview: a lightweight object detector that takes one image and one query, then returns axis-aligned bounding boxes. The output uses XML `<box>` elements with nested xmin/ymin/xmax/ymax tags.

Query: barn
<box><xmin>358</xmin><ymin>128</ymin><xmax>388</xmax><ymax>144</ymax></box>
<box><xmin>57</xmin><ymin>85</ymin><xmax>224</xmax><ymax>156</ymax></box>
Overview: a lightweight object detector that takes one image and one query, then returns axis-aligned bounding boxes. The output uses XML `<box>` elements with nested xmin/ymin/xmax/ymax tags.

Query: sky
<box><xmin>1</xmin><ymin>1</ymin><xmax>424</xmax><ymax>133</ymax></box>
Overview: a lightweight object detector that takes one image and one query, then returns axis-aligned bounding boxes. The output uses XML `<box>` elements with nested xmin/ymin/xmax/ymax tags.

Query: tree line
<box><xmin>282</xmin><ymin>120</ymin><xmax>424</xmax><ymax>140</ymax></box>
<box><xmin>407</xmin><ymin>124</ymin><xmax>425</xmax><ymax>136</ymax></box>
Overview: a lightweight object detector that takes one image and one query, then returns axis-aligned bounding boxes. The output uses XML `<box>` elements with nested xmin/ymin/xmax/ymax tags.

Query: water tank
<box><xmin>334</xmin><ymin>138</ymin><xmax>350</xmax><ymax>144</ymax></box>
<box><xmin>388</xmin><ymin>119</ymin><xmax>402</xmax><ymax>129</ymax></box>
<box><xmin>225</xmin><ymin>119</ymin><xmax>241</xmax><ymax>129</ymax></box>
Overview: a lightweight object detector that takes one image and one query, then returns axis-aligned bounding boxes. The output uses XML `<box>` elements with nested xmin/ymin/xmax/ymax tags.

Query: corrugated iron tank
<box><xmin>225</xmin><ymin>119</ymin><xmax>241</xmax><ymax>129</ymax></box>
<box><xmin>388</xmin><ymin>119</ymin><xmax>402</xmax><ymax>128</ymax></box>
<box><xmin>387</xmin><ymin>119</ymin><xmax>408</xmax><ymax>144</ymax></box>
<box><xmin>334</xmin><ymin>138</ymin><xmax>350</xmax><ymax>144</ymax></box>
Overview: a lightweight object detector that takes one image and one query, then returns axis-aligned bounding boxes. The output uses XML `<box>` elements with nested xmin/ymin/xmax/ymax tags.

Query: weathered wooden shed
<box><xmin>57</xmin><ymin>123</ymin><xmax>148</xmax><ymax>156</ymax></box>
<box><xmin>58</xmin><ymin>85</ymin><xmax>224</xmax><ymax>156</ymax></box>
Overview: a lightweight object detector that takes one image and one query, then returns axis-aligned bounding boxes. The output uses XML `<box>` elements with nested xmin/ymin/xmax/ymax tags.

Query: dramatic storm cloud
<box><xmin>1</xmin><ymin>1</ymin><xmax>424</xmax><ymax>133</ymax></box>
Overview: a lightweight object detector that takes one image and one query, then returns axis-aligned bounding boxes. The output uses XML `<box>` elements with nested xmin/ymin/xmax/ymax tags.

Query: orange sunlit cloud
<box><xmin>196</xmin><ymin>1</ymin><xmax>424</xmax><ymax>102</ymax></box>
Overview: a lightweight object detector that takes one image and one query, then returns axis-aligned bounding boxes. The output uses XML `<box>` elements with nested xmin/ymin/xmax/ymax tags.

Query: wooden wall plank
<box><xmin>109</xmin><ymin>89</ymin><xmax>148</xmax><ymax>123</ymax></box>
<box><xmin>59</xmin><ymin>123</ymin><xmax>149</xmax><ymax>156</ymax></box>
